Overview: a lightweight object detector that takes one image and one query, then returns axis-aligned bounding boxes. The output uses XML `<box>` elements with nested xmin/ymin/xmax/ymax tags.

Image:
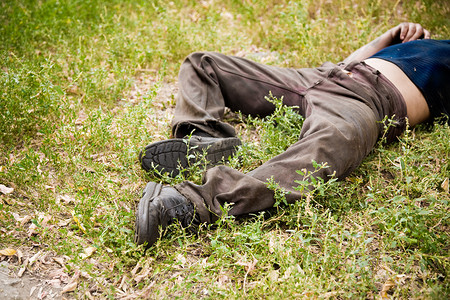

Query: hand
<box><xmin>388</xmin><ymin>22</ymin><xmax>431</xmax><ymax>44</ymax></box>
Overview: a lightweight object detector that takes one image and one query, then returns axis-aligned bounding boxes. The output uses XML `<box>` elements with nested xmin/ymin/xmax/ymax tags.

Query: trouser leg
<box><xmin>172</xmin><ymin>52</ymin><xmax>311</xmax><ymax>138</ymax></box>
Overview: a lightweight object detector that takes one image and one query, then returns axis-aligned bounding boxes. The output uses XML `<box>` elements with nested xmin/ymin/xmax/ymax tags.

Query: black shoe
<box><xmin>135</xmin><ymin>182</ymin><xmax>198</xmax><ymax>248</ymax></box>
<box><xmin>139</xmin><ymin>136</ymin><xmax>241</xmax><ymax>177</ymax></box>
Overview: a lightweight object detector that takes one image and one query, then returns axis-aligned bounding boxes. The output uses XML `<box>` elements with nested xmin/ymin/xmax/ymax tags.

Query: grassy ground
<box><xmin>1</xmin><ymin>0</ymin><xmax>449</xmax><ymax>298</ymax></box>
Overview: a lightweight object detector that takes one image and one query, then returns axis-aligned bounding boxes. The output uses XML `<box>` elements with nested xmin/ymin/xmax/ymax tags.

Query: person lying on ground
<box><xmin>134</xmin><ymin>22</ymin><xmax>449</xmax><ymax>248</ymax></box>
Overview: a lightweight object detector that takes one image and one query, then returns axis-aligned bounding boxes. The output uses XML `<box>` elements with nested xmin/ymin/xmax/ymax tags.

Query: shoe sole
<box><xmin>139</xmin><ymin>137</ymin><xmax>241</xmax><ymax>177</ymax></box>
<box><xmin>134</xmin><ymin>182</ymin><xmax>163</xmax><ymax>246</ymax></box>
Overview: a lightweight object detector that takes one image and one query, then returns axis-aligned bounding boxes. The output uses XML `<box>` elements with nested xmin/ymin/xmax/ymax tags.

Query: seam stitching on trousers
<box><xmin>210</xmin><ymin>58</ymin><xmax>307</xmax><ymax>96</ymax></box>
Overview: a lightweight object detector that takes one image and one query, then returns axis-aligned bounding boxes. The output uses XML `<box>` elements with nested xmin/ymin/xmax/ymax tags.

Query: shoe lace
<box><xmin>163</xmin><ymin>198</ymin><xmax>199</xmax><ymax>229</ymax></box>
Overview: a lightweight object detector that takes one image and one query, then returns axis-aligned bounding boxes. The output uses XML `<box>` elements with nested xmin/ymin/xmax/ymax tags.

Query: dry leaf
<box><xmin>282</xmin><ymin>264</ymin><xmax>304</xmax><ymax>280</ymax></box>
<box><xmin>29</xmin><ymin>251</ymin><xmax>42</xmax><ymax>266</ymax></box>
<box><xmin>301</xmin><ymin>291</ymin><xmax>315</xmax><ymax>297</ymax></box>
<box><xmin>236</xmin><ymin>258</ymin><xmax>258</xmax><ymax>275</ymax></box>
<box><xmin>44</xmin><ymin>185</ymin><xmax>55</xmax><ymax>192</ymax></box>
<box><xmin>176</xmin><ymin>253</ymin><xmax>186</xmax><ymax>266</ymax></box>
<box><xmin>75</xmin><ymin>110</ymin><xmax>87</xmax><ymax>125</ymax></box>
<box><xmin>62</xmin><ymin>281</ymin><xmax>78</xmax><ymax>294</ymax></box>
<box><xmin>28</xmin><ymin>223</ymin><xmax>38</xmax><ymax>236</ymax></box>
<box><xmin>380</xmin><ymin>275</ymin><xmax>407</xmax><ymax>298</ymax></box>
<box><xmin>39</xmin><ymin>253</ymin><xmax>54</xmax><ymax>265</ymax></box>
<box><xmin>37</xmin><ymin>288</ymin><xmax>48</xmax><ymax>299</ymax></box>
<box><xmin>80</xmin><ymin>246</ymin><xmax>96</xmax><ymax>259</ymax></box>
<box><xmin>49</xmin><ymin>268</ymin><xmax>70</xmax><ymax>284</ymax></box>
<box><xmin>11</xmin><ymin>212</ymin><xmax>22</xmax><ymax>222</ymax></box>
<box><xmin>53</xmin><ymin>257</ymin><xmax>66</xmax><ymax>267</ymax></box>
<box><xmin>119</xmin><ymin>275</ymin><xmax>129</xmax><ymax>291</ymax></box>
<box><xmin>305</xmin><ymin>194</ymin><xmax>313</xmax><ymax>216</ymax></box>
<box><xmin>16</xmin><ymin>249</ymin><xmax>23</xmax><ymax>264</ymax></box>
<box><xmin>71</xmin><ymin>211</ymin><xmax>87</xmax><ymax>234</ymax></box>
<box><xmin>20</xmin><ymin>215</ymin><xmax>32</xmax><ymax>227</ymax></box>
<box><xmin>268</xmin><ymin>269</ymin><xmax>279</xmax><ymax>282</ymax></box>
<box><xmin>0</xmin><ymin>184</ymin><xmax>14</xmax><ymax>194</ymax></box>
<box><xmin>30</xmin><ymin>286</ymin><xmax>37</xmax><ymax>297</ymax></box>
<box><xmin>58</xmin><ymin>195</ymin><xmax>76</xmax><ymax>204</ymax></box>
<box><xmin>18</xmin><ymin>259</ymin><xmax>29</xmax><ymax>277</ymax></box>
<box><xmin>380</xmin><ymin>278</ymin><xmax>396</xmax><ymax>298</ymax></box>
<box><xmin>282</xmin><ymin>265</ymin><xmax>293</xmax><ymax>280</ymax></box>
<box><xmin>85</xmin><ymin>246</ymin><xmax>96</xmax><ymax>256</ymax></box>
<box><xmin>57</xmin><ymin>218</ymin><xmax>72</xmax><ymax>227</ymax></box>
<box><xmin>18</xmin><ymin>200</ymin><xmax>27</xmax><ymax>206</ymax></box>
<box><xmin>268</xmin><ymin>236</ymin><xmax>275</xmax><ymax>254</ymax></box>
<box><xmin>41</xmin><ymin>215</ymin><xmax>52</xmax><ymax>227</ymax></box>
<box><xmin>133</xmin><ymin>260</ymin><xmax>153</xmax><ymax>284</ymax></box>
<box><xmin>217</xmin><ymin>274</ymin><xmax>229</xmax><ymax>287</ymax></box>
<box><xmin>80</xmin><ymin>270</ymin><xmax>92</xmax><ymax>279</ymax></box>
<box><xmin>442</xmin><ymin>178</ymin><xmax>449</xmax><ymax>193</ymax></box>
<box><xmin>320</xmin><ymin>291</ymin><xmax>338</xmax><ymax>298</ymax></box>
<box><xmin>62</xmin><ymin>270</ymin><xmax>80</xmax><ymax>294</ymax></box>
<box><xmin>133</xmin><ymin>268</ymin><xmax>152</xmax><ymax>284</ymax></box>
<box><xmin>47</xmin><ymin>278</ymin><xmax>63</xmax><ymax>288</ymax></box>
<box><xmin>85</xmin><ymin>290</ymin><xmax>95</xmax><ymax>300</ymax></box>
<box><xmin>0</xmin><ymin>248</ymin><xmax>17</xmax><ymax>256</ymax></box>
<box><xmin>131</xmin><ymin>260</ymin><xmax>143</xmax><ymax>276</ymax></box>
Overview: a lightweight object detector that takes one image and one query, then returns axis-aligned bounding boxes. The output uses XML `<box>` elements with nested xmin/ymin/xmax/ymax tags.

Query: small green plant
<box><xmin>229</xmin><ymin>93</ymin><xmax>304</xmax><ymax>172</ymax></box>
<box><xmin>265</xmin><ymin>176</ymin><xmax>290</xmax><ymax>207</ymax></box>
<box><xmin>294</xmin><ymin>160</ymin><xmax>337</xmax><ymax>194</ymax></box>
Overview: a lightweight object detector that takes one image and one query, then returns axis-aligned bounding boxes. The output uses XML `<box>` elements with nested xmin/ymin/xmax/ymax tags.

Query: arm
<box><xmin>343</xmin><ymin>22</ymin><xmax>431</xmax><ymax>63</ymax></box>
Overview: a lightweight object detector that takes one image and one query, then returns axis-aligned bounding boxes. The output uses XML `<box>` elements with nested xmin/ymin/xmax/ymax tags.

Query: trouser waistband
<box><xmin>341</xmin><ymin>61</ymin><xmax>408</xmax><ymax>143</ymax></box>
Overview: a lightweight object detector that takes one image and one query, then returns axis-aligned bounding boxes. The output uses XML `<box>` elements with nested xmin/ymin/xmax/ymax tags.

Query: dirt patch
<box><xmin>0</xmin><ymin>261</ymin><xmax>63</xmax><ymax>300</ymax></box>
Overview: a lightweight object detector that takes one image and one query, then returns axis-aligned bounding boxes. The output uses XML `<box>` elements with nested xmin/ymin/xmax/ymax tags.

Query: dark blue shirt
<box><xmin>370</xmin><ymin>39</ymin><xmax>450</xmax><ymax>122</ymax></box>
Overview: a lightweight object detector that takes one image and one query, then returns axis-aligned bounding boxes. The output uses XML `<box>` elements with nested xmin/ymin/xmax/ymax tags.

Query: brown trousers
<box><xmin>172</xmin><ymin>52</ymin><xmax>407</xmax><ymax>224</ymax></box>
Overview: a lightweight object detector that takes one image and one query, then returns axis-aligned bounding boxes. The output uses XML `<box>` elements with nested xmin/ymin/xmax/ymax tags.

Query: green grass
<box><xmin>1</xmin><ymin>0</ymin><xmax>449</xmax><ymax>298</ymax></box>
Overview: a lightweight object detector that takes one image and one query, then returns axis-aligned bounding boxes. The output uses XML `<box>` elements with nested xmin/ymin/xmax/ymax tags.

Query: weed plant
<box><xmin>1</xmin><ymin>0</ymin><xmax>449</xmax><ymax>298</ymax></box>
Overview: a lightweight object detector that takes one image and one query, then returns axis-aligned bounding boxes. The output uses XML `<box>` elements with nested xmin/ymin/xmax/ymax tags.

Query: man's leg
<box><xmin>135</xmin><ymin>61</ymin><xmax>407</xmax><ymax>247</ymax></box>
